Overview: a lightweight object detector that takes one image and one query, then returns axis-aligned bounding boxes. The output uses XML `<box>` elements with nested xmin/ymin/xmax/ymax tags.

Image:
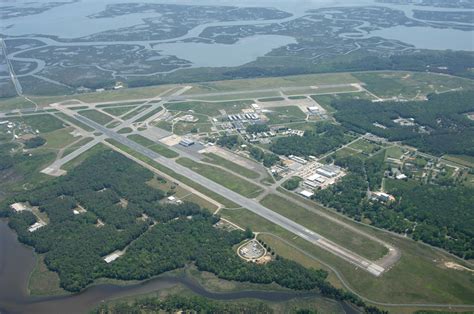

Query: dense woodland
<box><xmin>24</xmin><ymin>136</ymin><xmax>46</xmax><ymax>149</ymax></box>
<box><xmin>0</xmin><ymin>151</ymin><xmax>386</xmax><ymax>313</ymax></box>
<box><xmin>94</xmin><ymin>295</ymin><xmax>274</xmax><ymax>314</ymax></box>
<box><xmin>315</xmin><ymin>153</ymin><xmax>474</xmax><ymax>259</ymax></box>
<box><xmin>249</xmin><ymin>146</ymin><xmax>280</xmax><ymax>167</ymax></box>
<box><xmin>332</xmin><ymin>91</ymin><xmax>474</xmax><ymax>156</ymax></box>
<box><xmin>271</xmin><ymin>123</ymin><xmax>351</xmax><ymax>157</ymax></box>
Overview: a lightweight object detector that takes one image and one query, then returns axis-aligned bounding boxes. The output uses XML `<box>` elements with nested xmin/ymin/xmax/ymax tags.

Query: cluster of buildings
<box><xmin>0</xmin><ymin>120</ymin><xmax>39</xmax><ymax>138</ymax></box>
<box><xmin>302</xmin><ymin>164</ymin><xmax>343</xmax><ymax>190</ymax></box>
<box><xmin>228</xmin><ymin>113</ymin><xmax>260</xmax><ymax>122</ymax></box>
<box><xmin>10</xmin><ymin>202</ymin><xmax>47</xmax><ymax>232</ymax></box>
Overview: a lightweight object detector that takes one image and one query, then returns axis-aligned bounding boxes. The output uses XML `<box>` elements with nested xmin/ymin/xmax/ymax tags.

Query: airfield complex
<box><xmin>0</xmin><ymin>73</ymin><xmax>472</xmax><ymax>285</ymax></box>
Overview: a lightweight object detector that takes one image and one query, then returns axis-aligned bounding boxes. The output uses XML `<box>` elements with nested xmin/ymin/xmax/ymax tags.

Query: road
<box><xmin>70</xmin><ymin>111</ymin><xmax>386</xmax><ymax>277</ymax></box>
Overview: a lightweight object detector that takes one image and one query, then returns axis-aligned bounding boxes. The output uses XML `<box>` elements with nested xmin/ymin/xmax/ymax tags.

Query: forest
<box><xmin>271</xmin><ymin>123</ymin><xmax>351</xmax><ymax>157</ymax></box>
<box><xmin>332</xmin><ymin>91</ymin><xmax>474</xmax><ymax>156</ymax></box>
<box><xmin>0</xmin><ymin>150</ymin><xmax>388</xmax><ymax>314</ymax></box>
<box><xmin>314</xmin><ymin>153</ymin><xmax>474</xmax><ymax>259</ymax></box>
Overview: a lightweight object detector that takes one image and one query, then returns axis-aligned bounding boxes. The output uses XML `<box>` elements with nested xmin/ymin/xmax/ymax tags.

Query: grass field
<box><xmin>202</xmin><ymin>153</ymin><xmax>260</xmax><ymax>180</ymax></box>
<box><xmin>384</xmin><ymin>146</ymin><xmax>405</xmax><ymax>160</ymax></box>
<box><xmin>132</xmin><ymin>106</ymin><xmax>163</xmax><ymax>122</ymax></box>
<box><xmin>153</xmin><ymin>120</ymin><xmax>172</xmax><ymax>132</ymax></box>
<box><xmin>443</xmin><ymin>154</ymin><xmax>474</xmax><ymax>168</ymax></box>
<box><xmin>103</xmin><ymin>106</ymin><xmax>137</xmax><ymax>117</ymax></box>
<box><xmin>62</xmin><ymin>137</ymin><xmax>94</xmax><ymax>156</ymax></box>
<box><xmin>260</xmin><ymin>194</ymin><xmax>387</xmax><ymax>260</ymax></box>
<box><xmin>287</xmin><ymin>96</ymin><xmax>307</xmax><ymax>100</ymax></box>
<box><xmin>117</xmin><ymin>127</ymin><xmax>133</xmax><ymax>134</ymax></box>
<box><xmin>165</xmin><ymin>100</ymin><xmax>251</xmax><ymax>117</ymax></box>
<box><xmin>311</xmin><ymin>91</ymin><xmax>376</xmax><ymax>114</ymax></box>
<box><xmin>128</xmin><ymin>134</ymin><xmax>178</xmax><ymax>158</ymax></box>
<box><xmin>105</xmin><ymin>120</ymin><xmax>121</xmax><ymax>129</ymax></box>
<box><xmin>0</xmin><ymin>97</ymin><xmax>37</xmax><ymax>111</ymax></box>
<box><xmin>105</xmin><ymin>139</ymin><xmax>238</xmax><ymax>208</ymax></box>
<box><xmin>354</xmin><ymin>71</ymin><xmax>474</xmax><ymax>99</ymax></box>
<box><xmin>258</xmin><ymin>97</ymin><xmax>285</xmax><ymax>102</ymax></box>
<box><xmin>5</xmin><ymin>114</ymin><xmax>65</xmax><ymax>133</ymax></box>
<box><xmin>173</xmin><ymin>121</ymin><xmax>213</xmax><ymax>135</ymax></box>
<box><xmin>78</xmin><ymin>109</ymin><xmax>114</xmax><ymax>125</ymax></box>
<box><xmin>54</xmin><ymin>113</ymin><xmax>95</xmax><ymax>132</ymax></box>
<box><xmin>265</xmin><ymin>106</ymin><xmax>307</xmax><ymax>124</ymax></box>
<box><xmin>40</xmin><ymin>127</ymin><xmax>77</xmax><ymax>150</ymax></box>
<box><xmin>0</xmin><ymin>85</ymin><xmax>176</xmax><ymax>108</ymax></box>
<box><xmin>176</xmin><ymin>157</ymin><xmax>264</xmax><ymax>198</ymax></box>
<box><xmin>185</xmin><ymin>73</ymin><xmax>359</xmax><ymax>95</ymax></box>
<box><xmin>348</xmin><ymin>138</ymin><xmax>381</xmax><ymax>155</ymax></box>
<box><xmin>28</xmin><ymin>255</ymin><xmax>68</xmax><ymax>296</ymax></box>
<box><xmin>121</xmin><ymin>105</ymin><xmax>152</xmax><ymax>120</ymax></box>
<box><xmin>219</xmin><ymin>204</ymin><xmax>474</xmax><ymax>307</ymax></box>
<box><xmin>284</xmin><ymin>85</ymin><xmax>360</xmax><ymax>96</ymax></box>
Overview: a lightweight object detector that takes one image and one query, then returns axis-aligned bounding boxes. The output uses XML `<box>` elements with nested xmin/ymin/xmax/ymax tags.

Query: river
<box><xmin>0</xmin><ymin>221</ymin><xmax>359</xmax><ymax>314</ymax></box>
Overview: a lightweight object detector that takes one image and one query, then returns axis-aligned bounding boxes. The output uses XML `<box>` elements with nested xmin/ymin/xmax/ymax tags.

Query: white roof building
<box><xmin>299</xmin><ymin>190</ymin><xmax>314</xmax><ymax>198</ymax></box>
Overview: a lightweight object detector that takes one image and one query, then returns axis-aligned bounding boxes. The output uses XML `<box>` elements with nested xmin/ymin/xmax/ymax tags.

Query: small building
<box><xmin>371</xmin><ymin>192</ymin><xmax>395</xmax><ymax>203</ymax></box>
<box><xmin>396</xmin><ymin>173</ymin><xmax>408</xmax><ymax>180</ymax></box>
<box><xmin>307</xmin><ymin>106</ymin><xmax>321</xmax><ymax>114</ymax></box>
<box><xmin>10</xmin><ymin>203</ymin><xmax>27</xmax><ymax>212</ymax></box>
<box><xmin>28</xmin><ymin>221</ymin><xmax>46</xmax><ymax>233</ymax></box>
<box><xmin>303</xmin><ymin>180</ymin><xmax>320</xmax><ymax>189</ymax></box>
<box><xmin>179</xmin><ymin>138</ymin><xmax>195</xmax><ymax>147</ymax></box>
<box><xmin>316</xmin><ymin>165</ymin><xmax>340</xmax><ymax>178</ymax></box>
<box><xmin>299</xmin><ymin>190</ymin><xmax>314</xmax><ymax>198</ymax></box>
<box><xmin>289</xmin><ymin>155</ymin><xmax>307</xmax><ymax>165</ymax></box>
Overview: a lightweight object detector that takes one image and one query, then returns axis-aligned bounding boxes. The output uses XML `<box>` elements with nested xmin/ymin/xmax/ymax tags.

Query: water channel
<box><xmin>0</xmin><ymin>221</ymin><xmax>359</xmax><ymax>314</ymax></box>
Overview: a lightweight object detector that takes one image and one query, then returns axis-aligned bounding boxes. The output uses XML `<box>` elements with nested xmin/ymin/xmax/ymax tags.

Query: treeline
<box><xmin>314</xmin><ymin>153</ymin><xmax>474</xmax><ymax>259</ymax></box>
<box><xmin>94</xmin><ymin>295</ymin><xmax>274</xmax><ymax>314</ymax></box>
<box><xmin>1</xmin><ymin>150</ymin><xmax>388</xmax><ymax>313</ymax></box>
<box><xmin>250</xmin><ymin>146</ymin><xmax>280</xmax><ymax>167</ymax></box>
<box><xmin>24</xmin><ymin>136</ymin><xmax>46</xmax><ymax>149</ymax></box>
<box><xmin>271</xmin><ymin>123</ymin><xmax>350</xmax><ymax>157</ymax></box>
<box><xmin>246</xmin><ymin>123</ymin><xmax>270</xmax><ymax>134</ymax></box>
<box><xmin>333</xmin><ymin>91</ymin><xmax>474</xmax><ymax>156</ymax></box>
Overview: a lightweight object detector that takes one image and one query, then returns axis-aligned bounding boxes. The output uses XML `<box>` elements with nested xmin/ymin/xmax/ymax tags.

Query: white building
<box><xmin>299</xmin><ymin>190</ymin><xmax>314</xmax><ymax>198</ymax></box>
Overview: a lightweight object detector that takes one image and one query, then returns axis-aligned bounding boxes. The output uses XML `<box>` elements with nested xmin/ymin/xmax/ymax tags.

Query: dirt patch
<box><xmin>444</xmin><ymin>262</ymin><xmax>473</xmax><ymax>272</ymax></box>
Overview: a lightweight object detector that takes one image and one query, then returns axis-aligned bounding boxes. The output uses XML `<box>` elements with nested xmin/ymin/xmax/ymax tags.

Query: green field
<box><xmin>4</xmin><ymin>114</ymin><xmax>65</xmax><ymax>133</ymax></box>
<box><xmin>132</xmin><ymin>106</ymin><xmax>163</xmax><ymax>122</ymax></box>
<box><xmin>258</xmin><ymin>97</ymin><xmax>285</xmax><ymax>102</ymax></box>
<box><xmin>348</xmin><ymin>138</ymin><xmax>381</xmax><ymax>155</ymax></box>
<box><xmin>185</xmin><ymin>72</ymin><xmax>359</xmax><ymax>95</ymax></box>
<box><xmin>28</xmin><ymin>255</ymin><xmax>68</xmax><ymax>296</ymax></box>
<box><xmin>265</xmin><ymin>106</ymin><xmax>306</xmax><ymax>124</ymax></box>
<box><xmin>78</xmin><ymin>109</ymin><xmax>114</xmax><ymax>125</ymax></box>
<box><xmin>173</xmin><ymin>121</ymin><xmax>213</xmax><ymax>135</ymax></box>
<box><xmin>260</xmin><ymin>194</ymin><xmax>387</xmax><ymax>260</ymax></box>
<box><xmin>127</xmin><ymin>134</ymin><xmax>179</xmax><ymax>158</ymax></box>
<box><xmin>202</xmin><ymin>153</ymin><xmax>260</xmax><ymax>180</ymax></box>
<box><xmin>40</xmin><ymin>127</ymin><xmax>77</xmax><ymax>150</ymax></box>
<box><xmin>62</xmin><ymin>137</ymin><xmax>94</xmax><ymax>156</ymax></box>
<box><xmin>105</xmin><ymin>139</ymin><xmax>238</xmax><ymax>208</ymax></box>
<box><xmin>220</xmin><ymin>203</ymin><xmax>474</xmax><ymax>308</ymax></box>
<box><xmin>311</xmin><ymin>91</ymin><xmax>376</xmax><ymax>113</ymax></box>
<box><xmin>117</xmin><ymin>127</ymin><xmax>133</xmax><ymax>134</ymax></box>
<box><xmin>54</xmin><ymin>113</ymin><xmax>94</xmax><ymax>132</ymax></box>
<box><xmin>121</xmin><ymin>105</ymin><xmax>152</xmax><ymax>120</ymax></box>
<box><xmin>165</xmin><ymin>100</ymin><xmax>251</xmax><ymax>117</ymax></box>
<box><xmin>443</xmin><ymin>154</ymin><xmax>474</xmax><ymax>168</ymax></box>
<box><xmin>176</xmin><ymin>157</ymin><xmax>263</xmax><ymax>198</ymax></box>
<box><xmin>354</xmin><ymin>71</ymin><xmax>474</xmax><ymax>99</ymax></box>
<box><xmin>103</xmin><ymin>106</ymin><xmax>137</xmax><ymax>117</ymax></box>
